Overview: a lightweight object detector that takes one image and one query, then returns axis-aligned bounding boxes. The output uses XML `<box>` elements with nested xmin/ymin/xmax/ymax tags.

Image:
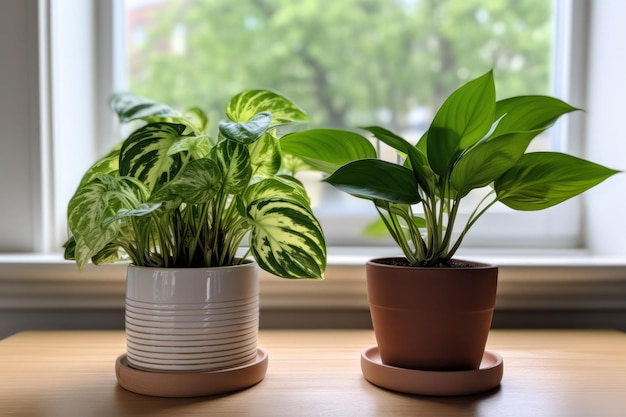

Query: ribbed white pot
<box><xmin>125</xmin><ymin>261</ymin><xmax>259</xmax><ymax>372</ymax></box>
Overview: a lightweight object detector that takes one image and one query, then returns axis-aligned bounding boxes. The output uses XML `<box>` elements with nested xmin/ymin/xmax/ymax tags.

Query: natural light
<box><xmin>119</xmin><ymin>0</ymin><xmax>579</xmax><ymax>249</ymax></box>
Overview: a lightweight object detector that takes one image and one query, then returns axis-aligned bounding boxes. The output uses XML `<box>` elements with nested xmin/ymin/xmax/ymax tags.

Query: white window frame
<box><xmin>116</xmin><ymin>0</ymin><xmax>585</xmax><ymax>250</ymax></box>
<box><xmin>0</xmin><ymin>0</ymin><xmax>625</xmax><ymax>326</ymax></box>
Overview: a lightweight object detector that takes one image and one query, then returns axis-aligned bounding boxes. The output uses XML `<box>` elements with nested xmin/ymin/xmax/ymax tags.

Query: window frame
<box><xmin>1</xmin><ymin>0</ymin><xmax>625</xmax><ymax>325</ymax></box>
<box><xmin>0</xmin><ymin>0</ymin><xmax>606</xmax><ymax>255</ymax></box>
<box><xmin>116</xmin><ymin>0</ymin><xmax>587</xmax><ymax>250</ymax></box>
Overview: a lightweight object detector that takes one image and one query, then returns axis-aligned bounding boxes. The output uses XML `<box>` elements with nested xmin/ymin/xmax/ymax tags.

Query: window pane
<box><xmin>124</xmin><ymin>0</ymin><xmax>558</xmax><ymax>246</ymax></box>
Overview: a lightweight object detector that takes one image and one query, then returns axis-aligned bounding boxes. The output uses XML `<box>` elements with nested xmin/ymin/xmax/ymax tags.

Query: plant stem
<box><xmin>445</xmin><ymin>191</ymin><xmax>498</xmax><ymax>260</ymax></box>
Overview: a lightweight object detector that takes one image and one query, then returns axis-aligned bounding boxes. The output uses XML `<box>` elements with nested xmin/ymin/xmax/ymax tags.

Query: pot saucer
<box><xmin>361</xmin><ymin>346</ymin><xmax>503</xmax><ymax>396</ymax></box>
<box><xmin>115</xmin><ymin>347</ymin><xmax>268</xmax><ymax>397</ymax></box>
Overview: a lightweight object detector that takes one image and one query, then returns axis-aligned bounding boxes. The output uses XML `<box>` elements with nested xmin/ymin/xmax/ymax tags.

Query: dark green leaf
<box><xmin>63</xmin><ymin>236</ymin><xmax>76</xmax><ymax>260</ymax></box>
<box><xmin>427</xmin><ymin>71</ymin><xmax>496</xmax><ymax>176</ymax></box>
<box><xmin>493</xmin><ymin>96</ymin><xmax>578</xmax><ymax>137</ymax></box>
<box><xmin>495</xmin><ymin>152</ymin><xmax>619</xmax><ymax>210</ymax></box>
<box><xmin>361</xmin><ymin>126</ymin><xmax>434</xmax><ymax>193</ymax></box>
<box><xmin>324</xmin><ymin>159</ymin><xmax>420</xmax><ymax>204</ymax></box>
<box><xmin>451</xmin><ymin>129</ymin><xmax>541</xmax><ymax>194</ymax></box>
<box><xmin>281</xmin><ymin>129</ymin><xmax>376</xmax><ymax>174</ymax></box>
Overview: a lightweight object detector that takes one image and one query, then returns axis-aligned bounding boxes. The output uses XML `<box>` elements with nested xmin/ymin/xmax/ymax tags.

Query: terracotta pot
<box><xmin>125</xmin><ymin>261</ymin><xmax>259</xmax><ymax>373</ymax></box>
<box><xmin>366</xmin><ymin>258</ymin><xmax>498</xmax><ymax>371</ymax></box>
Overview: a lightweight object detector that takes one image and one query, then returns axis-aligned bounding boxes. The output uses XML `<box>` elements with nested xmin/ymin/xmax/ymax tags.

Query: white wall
<box><xmin>585</xmin><ymin>0</ymin><xmax>626</xmax><ymax>255</ymax></box>
<box><xmin>0</xmin><ymin>0</ymin><xmax>40</xmax><ymax>251</ymax></box>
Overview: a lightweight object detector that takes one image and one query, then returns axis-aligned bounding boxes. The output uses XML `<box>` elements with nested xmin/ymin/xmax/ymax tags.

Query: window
<box><xmin>119</xmin><ymin>0</ymin><xmax>583</xmax><ymax>249</ymax></box>
<box><xmin>0</xmin><ymin>0</ymin><xmax>625</xmax><ymax>333</ymax></box>
<box><xmin>0</xmin><ymin>0</ymin><xmax>618</xmax><ymax>258</ymax></box>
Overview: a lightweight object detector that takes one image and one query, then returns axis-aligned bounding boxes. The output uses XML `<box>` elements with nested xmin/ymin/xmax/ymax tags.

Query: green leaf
<box><xmin>167</xmin><ymin>135</ymin><xmax>212</xmax><ymax>159</ymax></box>
<box><xmin>245</xmin><ymin>177</ymin><xmax>311</xmax><ymax>208</ymax></box>
<box><xmin>493</xmin><ymin>96</ymin><xmax>578</xmax><ymax>137</ymax></box>
<box><xmin>281</xmin><ymin>129</ymin><xmax>376</xmax><ymax>174</ymax></box>
<box><xmin>219</xmin><ymin>112</ymin><xmax>272</xmax><ymax>144</ymax></box>
<box><xmin>248</xmin><ymin>198</ymin><xmax>326</xmax><ymax>279</ymax></box>
<box><xmin>363</xmin><ymin>218</ymin><xmax>389</xmax><ymax>237</ymax></box>
<box><xmin>102</xmin><ymin>203</ymin><xmax>162</xmax><ymax>226</ymax></box>
<box><xmin>427</xmin><ymin>71</ymin><xmax>496</xmax><ymax>176</ymax></box>
<box><xmin>226</xmin><ymin>90</ymin><xmax>309</xmax><ymax>126</ymax></box>
<box><xmin>324</xmin><ymin>159</ymin><xmax>420</xmax><ymax>204</ymax></box>
<box><xmin>210</xmin><ymin>140</ymin><xmax>252</xmax><ymax>194</ymax></box>
<box><xmin>67</xmin><ymin>174</ymin><xmax>147</xmax><ymax>269</ymax></box>
<box><xmin>110</xmin><ymin>93</ymin><xmax>210</xmax><ymax>134</ymax></box>
<box><xmin>365</xmin><ymin>213</ymin><xmax>427</xmax><ymax>237</ymax></box>
<box><xmin>63</xmin><ymin>236</ymin><xmax>76</xmax><ymax>260</ymax></box>
<box><xmin>248</xmin><ymin>131</ymin><xmax>281</xmax><ymax>178</ymax></box>
<box><xmin>184</xmin><ymin>107</ymin><xmax>210</xmax><ymax>134</ymax></box>
<box><xmin>494</xmin><ymin>152</ymin><xmax>619</xmax><ymax>210</ymax></box>
<box><xmin>361</xmin><ymin>126</ymin><xmax>434</xmax><ymax>193</ymax></box>
<box><xmin>163</xmin><ymin>158</ymin><xmax>223</xmax><ymax>205</ymax></box>
<box><xmin>119</xmin><ymin>122</ymin><xmax>187</xmax><ymax>193</ymax></box>
<box><xmin>110</xmin><ymin>92</ymin><xmax>178</xmax><ymax>123</ymax></box>
<box><xmin>451</xmin><ymin>129</ymin><xmax>541</xmax><ymax>195</ymax></box>
<box><xmin>77</xmin><ymin>142</ymin><xmax>122</xmax><ymax>187</ymax></box>
<box><xmin>91</xmin><ymin>243</ymin><xmax>125</xmax><ymax>266</ymax></box>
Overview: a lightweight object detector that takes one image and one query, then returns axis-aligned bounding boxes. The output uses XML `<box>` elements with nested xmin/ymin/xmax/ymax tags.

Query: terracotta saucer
<box><xmin>361</xmin><ymin>346</ymin><xmax>503</xmax><ymax>396</ymax></box>
<box><xmin>115</xmin><ymin>347</ymin><xmax>268</xmax><ymax>397</ymax></box>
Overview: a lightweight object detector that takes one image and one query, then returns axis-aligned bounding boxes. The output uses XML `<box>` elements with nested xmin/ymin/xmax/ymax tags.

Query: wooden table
<box><xmin>1</xmin><ymin>330</ymin><xmax>625</xmax><ymax>417</ymax></box>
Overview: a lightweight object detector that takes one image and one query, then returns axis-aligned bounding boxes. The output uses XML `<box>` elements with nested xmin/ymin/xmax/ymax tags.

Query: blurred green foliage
<box><xmin>127</xmin><ymin>0</ymin><xmax>553</xmax><ymax>133</ymax></box>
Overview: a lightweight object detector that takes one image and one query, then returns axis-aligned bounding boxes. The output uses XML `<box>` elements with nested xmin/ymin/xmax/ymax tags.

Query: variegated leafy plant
<box><xmin>280</xmin><ymin>71</ymin><xmax>619</xmax><ymax>267</ymax></box>
<box><xmin>64</xmin><ymin>90</ymin><xmax>326</xmax><ymax>279</ymax></box>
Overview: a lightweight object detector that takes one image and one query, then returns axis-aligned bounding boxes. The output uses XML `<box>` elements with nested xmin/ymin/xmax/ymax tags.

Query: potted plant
<box><xmin>64</xmin><ymin>90</ymin><xmax>326</xmax><ymax>397</ymax></box>
<box><xmin>280</xmin><ymin>70</ymin><xmax>619</xmax><ymax>395</ymax></box>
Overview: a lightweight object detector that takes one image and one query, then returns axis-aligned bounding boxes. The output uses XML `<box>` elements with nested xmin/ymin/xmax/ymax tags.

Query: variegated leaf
<box><xmin>248</xmin><ymin>131</ymin><xmax>281</xmax><ymax>178</ymax></box>
<box><xmin>102</xmin><ymin>202</ymin><xmax>162</xmax><ymax>226</ymax></box>
<box><xmin>210</xmin><ymin>140</ymin><xmax>251</xmax><ymax>194</ymax></box>
<box><xmin>164</xmin><ymin>158</ymin><xmax>223</xmax><ymax>204</ymax></box>
<box><xmin>225</xmin><ymin>90</ymin><xmax>309</xmax><ymax>126</ymax></box>
<box><xmin>245</xmin><ymin>177</ymin><xmax>311</xmax><ymax>207</ymax></box>
<box><xmin>119</xmin><ymin>122</ymin><xmax>187</xmax><ymax>193</ymax></box>
<box><xmin>91</xmin><ymin>242</ymin><xmax>126</xmax><ymax>265</ymax></box>
<box><xmin>248</xmin><ymin>197</ymin><xmax>326</xmax><ymax>279</ymax></box>
<box><xmin>218</xmin><ymin>112</ymin><xmax>272</xmax><ymax>144</ymax></box>
<box><xmin>110</xmin><ymin>92</ymin><xmax>178</xmax><ymax>123</ymax></box>
<box><xmin>67</xmin><ymin>174</ymin><xmax>147</xmax><ymax>269</ymax></box>
<box><xmin>78</xmin><ymin>141</ymin><xmax>122</xmax><ymax>187</ymax></box>
<box><xmin>168</xmin><ymin>135</ymin><xmax>212</xmax><ymax>159</ymax></box>
<box><xmin>110</xmin><ymin>92</ymin><xmax>202</xmax><ymax>133</ymax></box>
<box><xmin>184</xmin><ymin>107</ymin><xmax>210</xmax><ymax>134</ymax></box>
<box><xmin>74</xmin><ymin>228</ymin><xmax>120</xmax><ymax>270</ymax></box>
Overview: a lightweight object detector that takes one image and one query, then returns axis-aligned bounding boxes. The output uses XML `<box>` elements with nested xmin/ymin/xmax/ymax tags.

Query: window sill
<box><xmin>1</xmin><ymin>248</ymin><xmax>626</xmax><ymax>312</ymax></box>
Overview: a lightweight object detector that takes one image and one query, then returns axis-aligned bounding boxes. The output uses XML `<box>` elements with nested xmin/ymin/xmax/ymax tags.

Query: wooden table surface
<box><xmin>0</xmin><ymin>329</ymin><xmax>625</xmax><ymax>417</ymax></box>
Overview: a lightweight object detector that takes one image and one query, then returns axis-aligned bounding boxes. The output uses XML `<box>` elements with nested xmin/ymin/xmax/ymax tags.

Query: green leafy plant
<box><xmin>64</xmin><ymin>90</ymin><xmax>326</xmax><ymax>279</ymax></box>
<box><xmin>281</xmin><ymin>71</ymin><xmax>618</xmax><ymax>267</ymax></box>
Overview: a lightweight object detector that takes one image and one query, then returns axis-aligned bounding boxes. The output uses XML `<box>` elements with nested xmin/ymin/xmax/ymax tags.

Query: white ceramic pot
<box><xmin>125</xmin><ymin>261</ymin><xmax>259</xmax><ymax>372</ymax></box>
